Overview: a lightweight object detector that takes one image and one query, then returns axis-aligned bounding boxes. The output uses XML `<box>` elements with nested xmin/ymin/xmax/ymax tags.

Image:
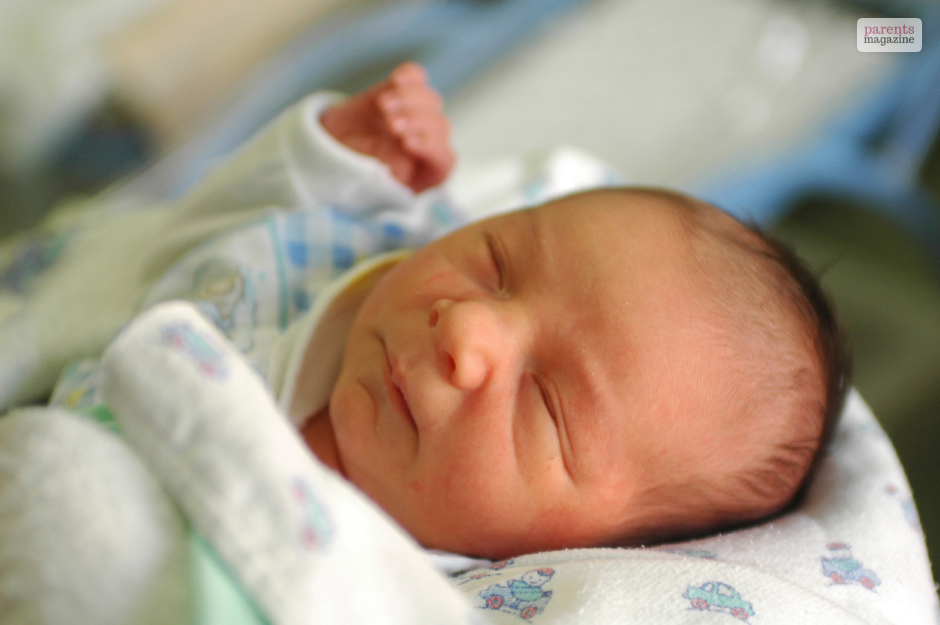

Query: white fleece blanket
<box><xmin>1</xmin><ymin>297</ymin><xmax>936</xmax><ymax>625</ymax></box>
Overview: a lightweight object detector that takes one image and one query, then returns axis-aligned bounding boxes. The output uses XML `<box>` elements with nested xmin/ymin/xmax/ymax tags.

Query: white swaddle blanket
<box><xmin>2</xmin><ymin>297</ymin><xmax>935</xmax><ymax>625</ymax></box>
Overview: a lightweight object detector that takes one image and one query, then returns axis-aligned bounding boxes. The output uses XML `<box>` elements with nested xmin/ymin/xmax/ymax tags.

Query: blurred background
<box><xmin>1</xmin><ymin>0</ymin><xmax>937</xmax><ymax>582</ymax></box>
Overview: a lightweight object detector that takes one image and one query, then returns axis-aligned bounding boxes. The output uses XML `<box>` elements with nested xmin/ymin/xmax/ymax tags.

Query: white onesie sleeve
<box><xmin>167</xmin><ymin>92</ymin><xmax>415</xmax><ymax>222</ymax></box>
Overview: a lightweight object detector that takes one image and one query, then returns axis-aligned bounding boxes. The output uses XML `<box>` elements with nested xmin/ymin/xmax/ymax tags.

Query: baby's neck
<box><xmin>301</xmin><ymin>406</ymin><xmax>344</xmax><ymax>476</ymax></box>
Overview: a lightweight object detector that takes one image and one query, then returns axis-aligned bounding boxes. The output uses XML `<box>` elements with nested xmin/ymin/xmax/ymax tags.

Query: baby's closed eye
<box><xmin>483</xmin><ymin>233</ymin><xmax>506</xmax><ymax>293</ymax></box>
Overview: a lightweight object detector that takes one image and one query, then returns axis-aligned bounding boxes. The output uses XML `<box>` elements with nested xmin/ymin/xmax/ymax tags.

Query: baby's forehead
<box><xmin>535</xmin><ymin>186</ymin><xmax>745</xmax><ymax>235</ymax></box>
<box><xmin>526</xmin><ymin>189</ymin><xmax>709</xmax><ymax>251</ymax></box>
<box><xmin>524</xmin><ymin>192</ymin><xmax>717</xmax><ymax>287</ymax></box>
<box><xmin>482</xmin><ymin>194</ymin><xmax>740</xmax><ymax>341</ymax></box>
<box><xmin>547</xmin><ymin>189</ymin><xmax>771</xmax><ymax>289</ymax></box>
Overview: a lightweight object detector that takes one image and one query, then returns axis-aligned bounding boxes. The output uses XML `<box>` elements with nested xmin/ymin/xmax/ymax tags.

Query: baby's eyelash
<box><xmin>536</xmin><ymin>378</ymin><xmax>558</xmax><ymax>424</ymax></box>
<box><xmin>485</xmin><ymin>234</ymin><xmax>505</xmax><ymax>291</ymax></box>
<box><xmin>535</xmin><ymin>375</ymin><xmax>571</xmax><ymax>475</ymax></box>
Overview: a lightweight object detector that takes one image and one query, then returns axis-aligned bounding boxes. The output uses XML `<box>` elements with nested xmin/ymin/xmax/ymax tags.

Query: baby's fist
<box><xmin>320</xmin><ymin>62</ymin><xmax>455</xmax><ymax>193</ymax></box>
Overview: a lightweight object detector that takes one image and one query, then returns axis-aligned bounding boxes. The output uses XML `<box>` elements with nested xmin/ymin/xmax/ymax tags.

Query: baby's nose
<box><xmin>430</xmin><ymin>299</ymin><xmax>502</xmax><ymax>390</ymax></box>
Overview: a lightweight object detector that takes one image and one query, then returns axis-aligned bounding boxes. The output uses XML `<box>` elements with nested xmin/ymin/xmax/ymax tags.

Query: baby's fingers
<box><xmin>379</xmin><ymin>83</ymin><xmax>443</xmax><ymax>125</ymax></box>
<box><xmin>400</xmin><ymin>120</ymin><xmax>455</xmax><ymax>192</ymax></box>
<box><xmin>381</xmin><ymin>106</ymin><xmax>449</xmax><ymax>143</ymax></box>
<box><xmin>376</xmin><ymin>62</ymin><xmax>454</xmax><ymax>191</ymax></box>
<box><xmin>388</xmin><ymin>61</ymin><xmax>429</xmax><ymax>88</ymax></box>
<box><xmin>393</xmin><ymin>114</ymin><xmax>450</xmax><ymax>154</ymax></box>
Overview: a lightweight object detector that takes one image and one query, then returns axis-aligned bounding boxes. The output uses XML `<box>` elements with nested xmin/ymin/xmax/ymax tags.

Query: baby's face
<box><xmin>328</xmin><ymin>192</ymin><xmax>734</xmax><ymax>558</ymax></box>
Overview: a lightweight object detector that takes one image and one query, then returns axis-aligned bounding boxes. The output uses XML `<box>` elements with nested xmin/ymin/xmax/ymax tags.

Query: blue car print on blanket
<box><xmin>821</xmin><ymin>543</ymin><xmax>881</xmax><ymax>590</ymax></box>
<box><xmin>684</xmin><ymin>581</ymin><xmax>755</xmax><ymax>621</ymax></box>
<box><xmin>478</xmin><ymin>568</ymin><xmax>554</xmax><ymax>620</ymax></box>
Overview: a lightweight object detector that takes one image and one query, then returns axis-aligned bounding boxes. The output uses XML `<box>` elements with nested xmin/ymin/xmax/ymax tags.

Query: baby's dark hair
<box><xmin>607</xmin><ymin>187</ymin><xmax>852</xmax><ymax>545</ymax></box>
<box><xmin>729</xmin><ymin>216</ymin><xmax>851</xmax><ymax>503</ymax></box>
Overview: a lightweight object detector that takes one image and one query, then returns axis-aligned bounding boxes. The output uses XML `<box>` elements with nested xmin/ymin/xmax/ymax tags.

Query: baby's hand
<box><xmin>320</xmin><ymin>62</ymin><xmax>455</xmax><ymax>194</ymax></box>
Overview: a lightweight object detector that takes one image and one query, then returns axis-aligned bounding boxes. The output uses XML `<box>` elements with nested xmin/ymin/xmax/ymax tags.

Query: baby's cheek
<box><xmin>419</xmin><ymin>451</ymin><xmax>523</xmax><ymax>525</ymax></box>
<box><xmin>329</xmin><ymin>377</ymin><xmax>376</xmax><ymax>467</ymax></box>
<box><xmin>410</xmin><ymin>469</ymin><xmax>545</xmax><ymax>557</ymax></box>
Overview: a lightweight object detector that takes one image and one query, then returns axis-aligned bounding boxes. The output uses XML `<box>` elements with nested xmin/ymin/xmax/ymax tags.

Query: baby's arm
<box><xmin>319</xmin><ymin>62</ymin><xmax>455</xmax><ymax>194</ymax></box>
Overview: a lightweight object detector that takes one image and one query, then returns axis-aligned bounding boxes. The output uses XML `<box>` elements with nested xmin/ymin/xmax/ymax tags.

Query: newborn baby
<box><xmin>300</xmin><ymin>63</ymin><xmax>851</xmax><ymax>559</ymax></box>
